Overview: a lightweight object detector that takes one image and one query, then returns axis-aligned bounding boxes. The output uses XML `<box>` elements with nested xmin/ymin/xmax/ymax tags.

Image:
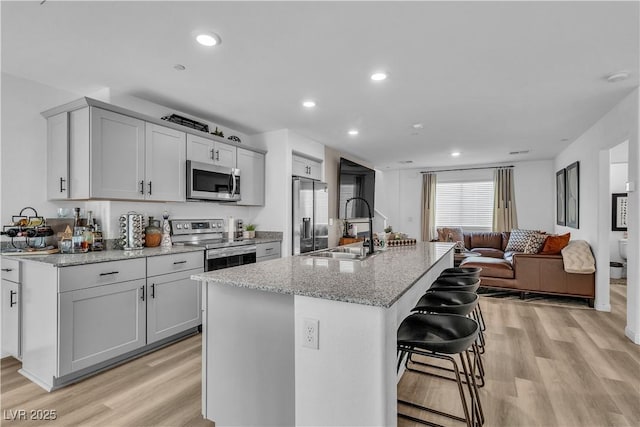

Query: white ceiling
<box><xmin>2</xmin><ymin>1</ymin><xmax>638</xmax><ymax>170</ymax></box>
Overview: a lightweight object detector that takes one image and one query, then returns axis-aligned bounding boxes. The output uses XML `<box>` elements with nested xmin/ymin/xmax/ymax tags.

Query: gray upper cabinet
<box><xmin>144</xmin><ymin>123</ymin><xmax>186</xmax><ymax>202</ymax></box>
<box><xmin>46</xmin><ymin>108</ymin><xmax>90</xmax><ymax>200</ymax></box>
<box><xmin>91</xmin><ymin>107</ymin><xmax>146</xmax><ymax>200</ymax></box>
<box><xmin>292</xmin><ymin>154</ymin><xmax>322</xmax><ymax>181</ymax></box>
<box><xmin>43</xmin><ymin>97</ymin><xmax>265</xmax><ymax>203</ymax></box>
<box><xmin>186</xmin><ymin>134</ymin><xmax>236</xmax><ymax>169</ymax></box>
<box><xmin>236</xmin><ymin>148</ymin><xmax>265</xmax><ymax>206</ymax></box>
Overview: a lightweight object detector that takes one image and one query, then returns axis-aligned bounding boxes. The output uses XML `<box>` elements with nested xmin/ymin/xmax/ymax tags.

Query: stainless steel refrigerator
<box><xmin>292</xmin><ymin>177</ymin><xmax>329</xmax><ymax>255</ymax></box>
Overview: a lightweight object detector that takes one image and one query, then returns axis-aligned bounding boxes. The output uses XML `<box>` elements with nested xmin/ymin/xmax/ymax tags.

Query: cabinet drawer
<box><xmin>147</xmin><ymin>251</ymin><xmax>204</xmax><ymax>277</ymax></box>
<box><xmin>59</xmin><ymin>258</ymin><xmax>146</xmax><ymax>293</ymax></box>
<box><xmin>257</xmin><ymin>242</ymin><xmax>281</xmax><ymax>258</ymax></box>
<box><xmin>1</xmin><ymin>258</ymin><xmax>21</xmax><ymax>283</ymax></box>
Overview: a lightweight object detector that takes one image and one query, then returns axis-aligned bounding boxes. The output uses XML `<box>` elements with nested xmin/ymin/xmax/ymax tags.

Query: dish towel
<box><xmin>561</xmin><ymin>240</ymin><xmax>596</xmax><ymax>274</ymax></box>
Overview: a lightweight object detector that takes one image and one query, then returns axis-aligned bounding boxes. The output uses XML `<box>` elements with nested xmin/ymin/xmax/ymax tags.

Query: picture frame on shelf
<box><xmin>556</xmin><ymin>169</ymin><xmax>566</xmax><ymax>226</ymax></box>
<box><xmin>565</xmin><ymin>161</ymin><xmax>580</xmax><ymax>229</ymax></box>
<box><xmin>612</xmin><ymin>193</ymin><xmax>628</xmax><ymax>231</ymax></box>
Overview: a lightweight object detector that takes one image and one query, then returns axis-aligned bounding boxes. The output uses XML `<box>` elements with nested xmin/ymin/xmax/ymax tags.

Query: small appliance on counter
<box><xmin>119</xmin><ymin>212</ymin><xmax>145</xmax><ymax>250</ymax></box>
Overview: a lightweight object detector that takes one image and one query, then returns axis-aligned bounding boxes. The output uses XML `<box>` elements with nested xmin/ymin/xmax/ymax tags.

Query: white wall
<box><xmin>393</xmin><ymin>160</ymin><xmax>555</xmax><ymax>241</ymax></box>
<box><xmin>1</xmin><ymin>74</ymin><xmax>262</xmax><ymax>242</ymax></box>
<box><xmin>553</xmin><ymin>88</ymin><xmax>638</xmax><ymax>344</ymax></box>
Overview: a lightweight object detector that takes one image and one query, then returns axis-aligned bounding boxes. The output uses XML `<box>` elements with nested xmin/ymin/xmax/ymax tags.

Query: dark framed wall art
<box><xmin>612</xmin><ymin>193</ymin><xmax>628</xmax><ymax>231</ymax></box>
<box><xmin>565</xmin><ymin>161</ymin><xmax>580</xmax><ymax>229</ymax></box>
<box><xmin>556</xmin><ymin>169</ymin><xmax>566</xmax><ymax>226</ymax></box>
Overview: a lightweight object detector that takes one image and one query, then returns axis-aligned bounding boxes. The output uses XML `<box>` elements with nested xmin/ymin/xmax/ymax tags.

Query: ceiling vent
<box><xmin>509</xmin><ymin>150</ymin><xmax>530</xmax><ymax>155</ymax></box>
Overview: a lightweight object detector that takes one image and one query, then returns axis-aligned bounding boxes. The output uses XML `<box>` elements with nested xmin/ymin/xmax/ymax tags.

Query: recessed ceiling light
<box><xmin>371</xmin><ymin>72</ymin><xmax>387</xmax><ymax>81</ymax></box>
<box><xmin>451</xmin><ymin>151</ymin><xmax>461</xmax><ymax>157</ymax></box>
<box><xmin>174</xmin><ymin>64</ymin><xmax>186</xmax><ymax>71</ymax></box>
<box><xmin>412</xmin><ymin>123</ymin><xmax>424</xmax><ymax>129</ymax></box>
<box><xmin>348</xmin><ymin>129</ymin><xmax>359</xmax><ymax>136</ymax></box>
<box><xmin>302</xmin><ymin>100</ymin><xmax>316</xmax><ymax>108</ymax></box>
<box><xmin>196</xmin><ymin>32</ymin><xmax>221</xmax><ymax>47</ymax></box>
<box><xmin>606</xmin><ymin>71</ymin><xmax>630</xmax><ymax>83</ymax></box>
<box><xmin>509</xmin><ymin>150</ymin><xmax>530</xmax><ymax>155</ymax></box>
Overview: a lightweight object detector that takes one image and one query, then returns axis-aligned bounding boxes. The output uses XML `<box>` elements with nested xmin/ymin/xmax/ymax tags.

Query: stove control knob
<box><xmin>184</xmin><ymin>224</ymin><xmax>190</xmax><ymax>229</ymax></box>
<box><xmin>176</xmin><ymin>224</ymin><xmax>182</xmax><ymax>229</ymax></box>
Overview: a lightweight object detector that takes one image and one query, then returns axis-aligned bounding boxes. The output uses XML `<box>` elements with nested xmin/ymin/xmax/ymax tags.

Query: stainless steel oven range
<box><xmin>170</xmin><ymin>219</ymin><xmax>256</xmax><ymax>271</ymax></box>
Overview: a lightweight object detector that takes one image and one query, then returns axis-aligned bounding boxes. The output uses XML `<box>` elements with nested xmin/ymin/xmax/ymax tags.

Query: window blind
<box><xmin>435</xmin><ymin>181</ymin><xmax>494</xmax><ymax>231</ymax></box>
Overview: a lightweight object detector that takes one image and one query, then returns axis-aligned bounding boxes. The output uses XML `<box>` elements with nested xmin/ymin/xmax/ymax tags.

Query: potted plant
<box><xmin>243</xmin><ymin>224</ymin><xmax>256</xmax><ymax>239</ymax></box>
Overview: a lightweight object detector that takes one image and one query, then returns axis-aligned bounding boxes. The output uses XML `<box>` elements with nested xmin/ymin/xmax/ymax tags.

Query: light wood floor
<box><xmin>1</xmin><ymin>335</ymin><xmax>213</xmax><ymax>427</ymax></box>
<box><xmin>398</xmin><ymin>285</ymin><xmax>640</xmax><ymax>427</ymax></box>
<box><xmin>1</xmin><ymin>285</ymin><xmax>637</xmax><ymax>427</ymax></box>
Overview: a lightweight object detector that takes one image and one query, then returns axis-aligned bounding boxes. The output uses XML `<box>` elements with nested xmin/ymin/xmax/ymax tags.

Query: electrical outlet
<box><xmin>302</xmin><ymin>318</ymin><xmax>319</xmax><ymax>350</ymax></box>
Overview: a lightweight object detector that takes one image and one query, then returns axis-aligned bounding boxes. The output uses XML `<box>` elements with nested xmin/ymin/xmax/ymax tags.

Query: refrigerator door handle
<box><xmin>302</xmin><ymin>217</ymin><xmax>312</xmax><ymax>239</ymax></box>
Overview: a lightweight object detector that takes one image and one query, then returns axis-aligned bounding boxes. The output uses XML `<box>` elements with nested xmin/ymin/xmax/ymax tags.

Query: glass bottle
<box><xmin>91</xmin><ymin>223</ymin><xmax>104</xmax><ymax>251</ymax></box>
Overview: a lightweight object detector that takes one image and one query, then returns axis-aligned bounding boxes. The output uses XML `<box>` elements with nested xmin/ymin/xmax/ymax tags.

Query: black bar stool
<box><xmin>397</xmin><ymin>313</ymin><xmax>483</xmax><ymax>427</ymax></box>
<box><xmin>440</xmin><ymin>267</ymin><xmax>482</xmax><ymax>278</ymax></box>
<box><xmin>431</xmin><ymin>277</ymin><xmax>486</xmax><ymax>354</ymax></box>
<box><xmin>410</xmin><ymin>291</ymin><xmax>485</xmax><ymax>388</ymax></box>
<box><xmin>440</xmin><ymin>268</ymin><xmax>487</xmax><ymax>334</ymax></box>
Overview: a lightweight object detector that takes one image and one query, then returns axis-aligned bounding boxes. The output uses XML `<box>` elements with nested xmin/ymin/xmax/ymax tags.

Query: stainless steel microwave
<box><xmin>186</xmin><ymin>160</ymin><xmax>241</xmax><ymax>202</ymax></box>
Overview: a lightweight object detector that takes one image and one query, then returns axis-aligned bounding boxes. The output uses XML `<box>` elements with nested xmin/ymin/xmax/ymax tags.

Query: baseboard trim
<box><xmin>594</xmin><ymin>303</ymin><xmax>611</xmax><ymax>312</ymax></box>
<box><xmin>625</xmin><ymin>326</ymin><xmax>640</xmax><ymax>345</ymax></box>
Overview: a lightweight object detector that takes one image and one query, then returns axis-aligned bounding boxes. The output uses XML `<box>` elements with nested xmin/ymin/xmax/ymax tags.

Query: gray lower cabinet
<box><xmin>146</xmin><ymin>269</ymin><xmax>202</xmax><ymax>344</ymax></box>
<box><xmin>59</xmin><ymin>279</ymin><xmax>146</xmax><ymax>376</ymax></box>
<box><xmin>19</xmin><ymin>251</ymin><xmax>204</xmax><ymax>391</ymax></box>
<box><xmin>1</xmin><ymin>258</ymin><xmax>21</xmax><ymax>359</ymax></box>
<box><xmin>256</xmin><ymin>241</ymin><xmax>281</xmax><ymax>262</ymax></box>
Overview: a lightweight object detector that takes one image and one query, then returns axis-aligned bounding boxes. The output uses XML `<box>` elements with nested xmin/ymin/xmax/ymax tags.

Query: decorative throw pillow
<box><xmin>540</xmin><ymin>233</ymin><xmax>571</xmax><ymax>255</ymax></box>
<box><xmin>505</xmin><ymin>229</ymin><xmax>537</xmax><ymax>252</ymax></box>
<box><xmin>523</xmin><ymin>233</ymin><xmax>547</xmax><ymax>254</ymax></box>
<box><xmin>437</xmin><ymin>227</ymin><xmax>464</xmax><ymax>242</ymax></box>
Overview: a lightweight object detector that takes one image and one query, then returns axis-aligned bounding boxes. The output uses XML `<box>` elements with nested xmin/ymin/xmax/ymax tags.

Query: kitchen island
<box><xmin>192</xmin><ymin>242</ymin><xmax>454</xmax><ymax>427</ymax></box>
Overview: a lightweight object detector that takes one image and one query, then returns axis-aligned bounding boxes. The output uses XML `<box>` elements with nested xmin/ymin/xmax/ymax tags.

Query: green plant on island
<box><xmin>244</xmin><ymin>224</ymin><xmax>256</xmax><ymax>231</ymax></box>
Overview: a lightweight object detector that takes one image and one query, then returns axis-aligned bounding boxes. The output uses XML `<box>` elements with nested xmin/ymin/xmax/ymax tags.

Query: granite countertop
<box><xmin>1</xmin><ymin>245</ymin><xmax>205</xmax><ymax>267</ymax></box>
<box><xmin>1</xmin><ymin>237</ymin><xmax>282</xmax><ymax>267</ymax></box>
<box><xmin>193</xmin><ymin>242</ymin><xmax>455</xmax><ymax>308</ymax></box>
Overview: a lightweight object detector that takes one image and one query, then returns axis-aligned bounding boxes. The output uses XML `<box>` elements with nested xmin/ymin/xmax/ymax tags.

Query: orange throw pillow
<box><xmin>540</xmin><ymin>233</ymin><xmax>571</xmax><ymax>255</ymax></box>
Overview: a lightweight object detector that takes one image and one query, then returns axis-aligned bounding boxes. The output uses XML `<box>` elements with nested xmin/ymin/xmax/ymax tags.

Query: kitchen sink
<box><xmin>305</xmin><ymin>246</ymin><xmax>373</xmax><ymax>260</ymax></box>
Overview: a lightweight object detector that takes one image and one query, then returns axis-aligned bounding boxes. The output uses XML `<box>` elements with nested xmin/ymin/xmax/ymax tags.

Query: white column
<box><xmin>626</xmin><ymin>88</ymin><xmax>640</xmax><ymax>344</ymax></box>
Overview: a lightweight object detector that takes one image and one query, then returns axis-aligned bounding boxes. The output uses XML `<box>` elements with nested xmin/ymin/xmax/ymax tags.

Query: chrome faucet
<box><xmin>345</xmin><ymin>197</ymin><xmax>375</xmax><ymax>255</ymax></box>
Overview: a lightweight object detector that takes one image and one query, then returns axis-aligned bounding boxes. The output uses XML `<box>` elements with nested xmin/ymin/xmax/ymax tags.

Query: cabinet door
<box><xmin>46</xmin><ymin>112</ymin><xmax>69</xmax><ymax>199</ymax></box>
<box><xmin>1</xmin><ymin>280</ymin><xmax>20</xmax><ymax>358</ymax></box>
<box><xmin>146</xmin><ymin>270</ymin><xmax>201</xmax><ymax>344</ymax></box>
<box><xmin>236</xmin><ymin>148</ymin><xmax>265</xmax><ymax>206</ymax></box>
<box><xmin>292</xmin><ymin>155</ymin><xmax>309</xmax><ymax>177</ymax></box>
<box><xmin>145</xmin><ymin>123</ymin><xmax>186</xmax><ymax>202</ymax></box>
<box><xmin>59</xmin><ymin>279</ymin><xmax>146</xmax><ymax>375</ymax></box>
<box><xmin>292</xmin><ymin>155</ymin><xmax>322</xmax><ymax>180</ymax></box>
<box><xmin>187</xmin><ymin>134</ymin><xmax>216</xmax><ymax>165</ymax></box>
<box><xmin>307</xmin><ymin>159</ymin><xmax>322</xmax><ymax>181</ymax></box>
<box><xmin>214</xmin><ymin>142</ymin><xmax>237</xmax><ymax>168</ymax></box>
<box><xmin>91</xmin><ymin>108</ymin><xmax>146</xmax><ymax>200</ymax></box>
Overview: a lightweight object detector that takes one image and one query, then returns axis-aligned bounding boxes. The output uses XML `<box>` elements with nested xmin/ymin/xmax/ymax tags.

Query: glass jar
<box><xmin>144</xmin><ymin>216</ymin><xmax>162</xmax><ymax>247</ymax></box>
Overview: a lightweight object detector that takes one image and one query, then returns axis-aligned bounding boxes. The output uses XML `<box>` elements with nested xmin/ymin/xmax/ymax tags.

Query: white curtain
<box><xmin>421</xmin><ymin>173</ymin><xmax>437</xmax><ymax>241</ymax></box>
<box><xmin>493</xmin><ymin>167</ymin><xmax>518</xmax><ymax>232</ymax></box>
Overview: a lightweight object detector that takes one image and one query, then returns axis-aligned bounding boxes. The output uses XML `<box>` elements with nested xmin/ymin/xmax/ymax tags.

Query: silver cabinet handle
<box><xmin>215</xmin><ymin>150</ymin><xmax>220</xmax><ymax>161</ymax></box>
<box><xmin>60</xmin><ymin>177</ymin><xmax>67</xmax><ymax>193</ymax></box>
<box><xmin>148</xmin><ymin>181</ymin><xmax>152</xmax><ymax>196</ymax></box>
<box><xmin>173</xmin><ymin>260</ymin><xmax>187</xmax><ymax>265</ymax></box>
<box><xmin>1</xmin><ymin>268</ymin><xmax>12</xmax><ymax>272</ymax></box>
<box><xmin>139</xmin><ymin>180</ymin><xmax>145</xmax><ymax>194</ymax></box>
<box><xmin>151</xmin><ymin>283</ymin><xmax>155</xmax><ymax>299</ymax></box>
<box><xmin>141</xmin><ymin>285</ymin><xmax>145</xmax><ymax>301</ymax></box>
<box><xmin>9</xmin><ymin>290</ymin><xmax>16</xmax><ymax>307</ymax></box>
<box><xmin>210</xmin><ymin>148</ymin><xmax>215</xmax><ymax>160</ymax></box>
<box><xmin>265</xmin><ymin>248</ymin><xmax>273</xmax><ymax>252</ymax></box>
